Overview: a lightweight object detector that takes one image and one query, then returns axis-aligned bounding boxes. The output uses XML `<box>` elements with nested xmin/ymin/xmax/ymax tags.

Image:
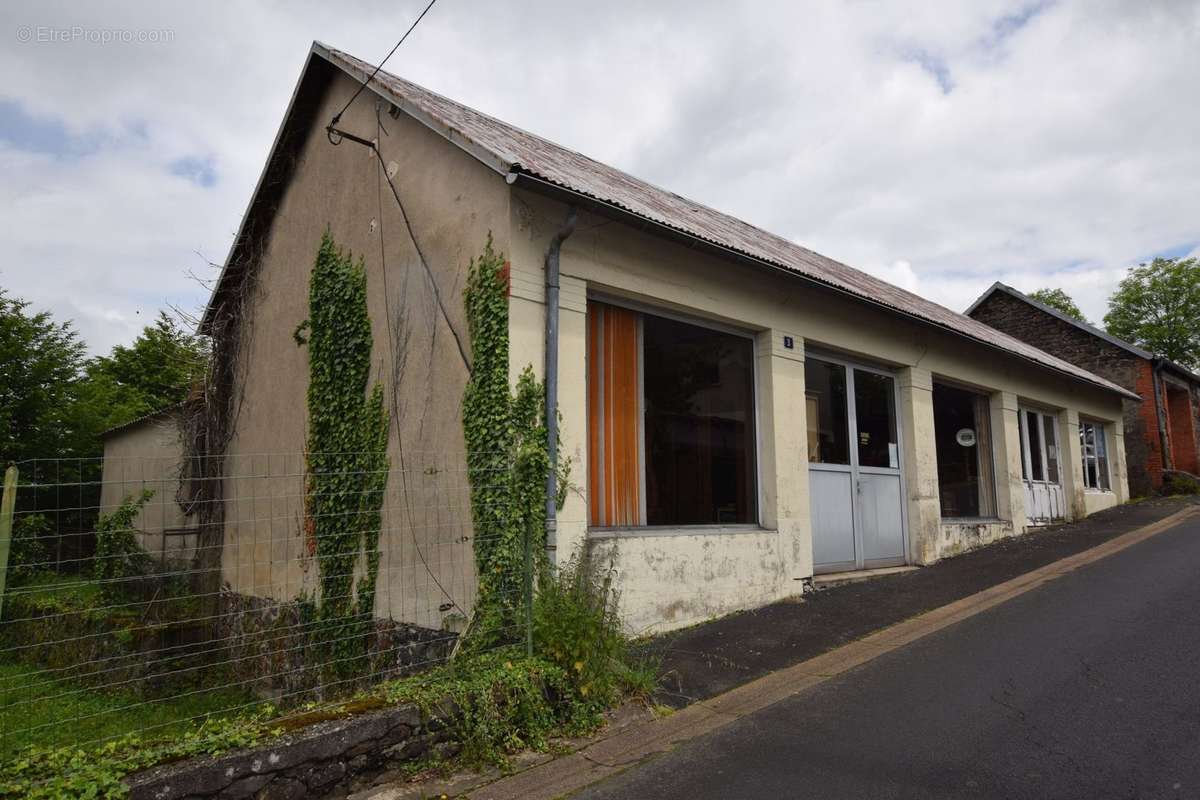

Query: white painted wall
<box><xmin>504</xmin><ymin>188</ymin><xmax>1129</xmax><ymax>633</ymax></box>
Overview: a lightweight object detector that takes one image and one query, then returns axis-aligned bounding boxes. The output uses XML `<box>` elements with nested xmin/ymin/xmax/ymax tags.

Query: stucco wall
<box><xmin>218</xmin><ymin>63</ymin><xmax>511</xmax><ymax>630</ymax></box>
<box><xmin>215</xmin><ymin>60</ymin><xmax>1132</xmax><ymax>636</ymax></box>
<box><xmin>506</xmin><ymin>188</ymin><xmax>1129</xmax><ymax>633</ymax></box>
<box><xmin>100</xmin><ymin>414</ymin><xmax>192</xmax><ymax>562</ymax></box>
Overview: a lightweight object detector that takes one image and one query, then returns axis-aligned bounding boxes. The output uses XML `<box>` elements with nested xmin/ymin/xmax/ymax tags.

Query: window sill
<box><xmin>940</xmin><ymin>516</ymin><xmax>1006</xmax><ymax>525</ymax></box>
<box><xmin>1084</xmin><ymin>489</ymin><xmax>1114</xmax><ymax>495</ymax></box>
<box><xmin>587</xmin><ymin>524</ymin><xmax>775</xmax><ymax>540</ymax></box>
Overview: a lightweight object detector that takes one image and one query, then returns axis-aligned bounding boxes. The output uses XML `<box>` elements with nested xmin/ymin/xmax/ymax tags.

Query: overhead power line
<box><xmin>329</xmin><ymin>0</ymin><xmax>440</xmax><ymax>129</ymax></box>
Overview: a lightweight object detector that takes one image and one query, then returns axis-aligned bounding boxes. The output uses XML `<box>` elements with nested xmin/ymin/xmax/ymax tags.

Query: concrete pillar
<box><xmin>757</xmin><ymin>331</ymin><xmax>811</xmax><ymax>588</ymax></box>
<box><xmin>992</xmin><ymin>391</ymin><xmax>1026</xmax><ymax>531</ymax></box>
<box><xmin>898</xmin><ymin>367</ymin><xmax>940</xmax><ymax>565</ymax></box>
<box><xmin>1062</xmin><ymin>408</ymin><xmax>1087</xmax><ymax>519</ymax></box>
<box><xmin>554</xmin><ymin>277</ymin><xmax>589</xmax><ymax>566</ymax></box>
<box><xmin>1111</xmin><ymin>414</ymin><xmax>1130</xmax><ymax>504</ymax></box>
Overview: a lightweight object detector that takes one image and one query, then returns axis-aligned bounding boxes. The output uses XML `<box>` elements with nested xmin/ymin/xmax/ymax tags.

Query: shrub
<box><xmin>8</xmin><ymin>514</ymin><xmax>50</xmax><ymax>584</ymax></box>
<box><xmin>533</xmin><ymin>554</ymin><xmax>653</xmax><ymax>714</ymax></box>
<box><xmin>1163</xmin><ymin>472</ymin><xmax>1200</xmax><ymax>496</ymax></box>
<box><xmin>93</xmin><ymin>490</ymin><xmax>155</xmax><ymax>598</ymax></box>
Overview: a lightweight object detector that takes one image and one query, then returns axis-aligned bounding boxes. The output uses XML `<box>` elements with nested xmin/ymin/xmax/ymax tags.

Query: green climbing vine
<box><xmin>462</xmin><ymin>236</ymin><xmax>568</xmax><ymax>642</ymax></box>
<box><xmin>297</xmin><ymin>231</ymin><xmax>390</xmax><ymax>673</ymax></box>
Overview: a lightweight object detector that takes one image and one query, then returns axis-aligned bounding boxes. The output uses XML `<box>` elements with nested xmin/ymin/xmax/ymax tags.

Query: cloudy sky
<box><xmin>2</xmin><ymin>0</ymin><xmax>1198</xmax><ymax>353</ymax></box>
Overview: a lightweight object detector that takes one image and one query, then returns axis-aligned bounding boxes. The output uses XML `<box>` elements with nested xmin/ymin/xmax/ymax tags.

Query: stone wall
<box><xmin>125</xmin><ymin>701</ymin><xmax>461</xmax><ymax>800</ymax></box>
<box><xmin>218</xmin><ymin>591</ymin><xmax>456</xmax><ymax>703</ymax></box>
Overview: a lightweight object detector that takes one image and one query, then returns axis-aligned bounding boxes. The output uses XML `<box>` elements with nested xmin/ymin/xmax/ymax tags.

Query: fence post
<box><xmin>0</xmin><ymin>464</ymin><xmax>17</xmax><ymax>619</ymax></box>
<box><xmin>524</xmin><ymin>515</ymin><xmax>534</xmax><ymax>658</ymax></box>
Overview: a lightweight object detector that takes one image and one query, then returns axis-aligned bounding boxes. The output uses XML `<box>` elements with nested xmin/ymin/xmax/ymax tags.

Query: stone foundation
<box><xmin>125</xmin><ymin>700</ymin><xmax>462</xmax><ymax>800</ymax></box>
<box><xmin>218</xmin><ymin>591</ymin><xmax>457</xmax><ymax>703</ymax></box>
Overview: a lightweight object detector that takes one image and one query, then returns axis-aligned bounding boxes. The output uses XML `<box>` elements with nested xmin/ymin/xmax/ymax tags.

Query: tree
<box><xmin>0</xmin><ymin>289</ymin><xmax>90</xmax><ymax>464</ymax></box>
<box><xmin>1028</xmin><ymin>287</ymin><xmax>1087</xmax><ymax>323</ymax></box>
<box><xmin>1104</xmin><ymin>257</ymin><xmax>1200</xmax><ymax>370</ymax></box>
<box><xmin>85</xmin><ymin>311</ymin><xmax>209</xmax><ymax>424</ymax></box>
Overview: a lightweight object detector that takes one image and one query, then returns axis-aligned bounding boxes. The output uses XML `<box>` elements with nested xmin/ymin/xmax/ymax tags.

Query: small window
<box><xmin>933</xmin><ymin>383</ymin><xmax>997</xmax><ymax>518</ymax></box>
<box><xmin>587</xmin><ymin>301</ymin><xmax>757</xmax><ymax>527</ymax></box>
<box><xmin>1080</xmin><ymin>421</ymin><xmax>1111</xmax><ymax>491</ymax></box>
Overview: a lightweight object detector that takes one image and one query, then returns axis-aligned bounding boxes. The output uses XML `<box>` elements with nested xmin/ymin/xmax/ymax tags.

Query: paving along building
<box><xmin>967</xmin><ymin>282</ymin><xmax>1200</xmax><ymax>499</ymax></box>
<box><xmin>116</xmin><ymin>42</ymin><xmax>1138</xmax><ymax>635</ymax></box>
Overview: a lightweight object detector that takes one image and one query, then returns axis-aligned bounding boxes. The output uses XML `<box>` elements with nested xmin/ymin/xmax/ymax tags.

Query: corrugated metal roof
<box><xmin>304</xmin><ymin>43</ymin><xmax>1135</xmax><ymax>400</ymax></box>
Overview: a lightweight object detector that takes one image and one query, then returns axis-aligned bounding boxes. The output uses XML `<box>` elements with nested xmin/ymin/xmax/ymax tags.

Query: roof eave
<box><xmin>510</xmin><ymin>170</ymin><xmax>1141</xmax><ymax>402</ymax></box>
<box><xmin>311</xmin><ymin>41</ymin><xmax>514</xmax><ymax>179</ymax></box>
<box><xmin>199</xmin><ymin>47</ymin><xmax>324</xmax><ymax>334</ymax></box>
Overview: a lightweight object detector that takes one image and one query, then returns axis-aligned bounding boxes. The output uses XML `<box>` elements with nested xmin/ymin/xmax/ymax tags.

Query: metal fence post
<box><xmin>0</xmin><ymin>464</ymin><xmax>18</xmax><ymax>620</ymax></box>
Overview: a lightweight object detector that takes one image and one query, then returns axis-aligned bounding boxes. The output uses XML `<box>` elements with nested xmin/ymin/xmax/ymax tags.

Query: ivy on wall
<box><xmin>462</xmin><ymin>236</ymin><xmax>566</xmax><ymax>640</ymax></box>
<box><xmin>298</xmin><ymin>231</ymin><xmax>390</xmax><ymax>669</ymax></box>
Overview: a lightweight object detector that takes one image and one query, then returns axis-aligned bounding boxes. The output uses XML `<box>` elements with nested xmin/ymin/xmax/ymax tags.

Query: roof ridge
<box><xmin>206</xmin><ymin>42</ymin><xmax>1140</xmax><ymax>401</ymax></box>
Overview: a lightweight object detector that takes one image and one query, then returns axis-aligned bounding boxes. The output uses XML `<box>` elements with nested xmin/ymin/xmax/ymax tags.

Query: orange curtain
<box><xmin>588</xmin><ymin>303</ymin><xmax>642</xmax><ymax>527</ymax></box>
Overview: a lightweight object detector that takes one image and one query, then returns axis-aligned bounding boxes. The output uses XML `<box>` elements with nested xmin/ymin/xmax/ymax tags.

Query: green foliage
<box><xmin>9</xmin><ymin>514</ymin><xmax>50</xmax><ymax>583</ymax></box>
<box><xmin>0</xmin><ymin>292</ymin><xmax>206</xmax><ymax>565</ymax></box>
<box><xmin>84</xmin><ymin>311</ymin><xmax>209</xmax><ymax>426</ymax></box>
<box><xmin>1162</xmin><ymin>472</ymin><xmax>1200</xmax><ymax>496</ymax></box>
<box><xmin>1028</xmin><ymin>287</ymin><xmax>1087</xmax><ymax>323</ymax></box>
<box><xmin>378</xmin><ymin>649</ymin><xmax>586</xmax><ymax>767</ymax></box>
<box><xmin>462</xmin><ymin>238</ymin><xmax>571</xmax><ymax>640</ymax></box>
<box><xmin>298</xmin><ymin>231</ymin><xmax>390</xmax><ymax>672</ymax></box>
<box><xmin>0</xmin><ymin>702</ymin><xmax>271</xmax><ymax>799</ymax></box>
<box><xmin>1105</xmin><ymin>257</ymin><xmax>1200</xmax><ymax>370</ymax></box>
<box><xmin>92</xmin><ymin>491</ymin><xmax>155</xmax><ymax>598</ymax></box>
<box><xmin>0</xmin><ymin>290</ymin><xmax>90</xmax><ymax>465</ymax></box>
<box><xmin>462</xmin><ymin>236</ymin><xmax>517</xmax><ymax>613</ymax></box>
<box><xmin>533</xmin><ymin>555</ymin><xmax>653</xmax><ymax>714</ymax></box>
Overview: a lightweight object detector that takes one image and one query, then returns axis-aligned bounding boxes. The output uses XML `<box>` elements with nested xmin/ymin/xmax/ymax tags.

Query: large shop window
<box><xmin>587</xmin><ymin>301</ymin><xmax>757</xmax><ymax>527</ymax></box>
<box><xmin>1080</xmin><ymin>420</ymin><xmax>1111</xmax><ymax>491</ymax></box>
<box><xmin>933</xmin><ymin>383</ymin><xmax>997</xmax><ymax>518</ymax></box>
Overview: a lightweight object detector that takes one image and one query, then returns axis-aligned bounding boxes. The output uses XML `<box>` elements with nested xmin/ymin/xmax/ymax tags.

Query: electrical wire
<box><xmin>374</xmin><ymin>104</ymin><xmax>466</xmax><ymax>618</ymax></box>
<box><xmin>328</xmin><ymin>0</ymin><xmax>440</xmax><ymax>129</ymax></box>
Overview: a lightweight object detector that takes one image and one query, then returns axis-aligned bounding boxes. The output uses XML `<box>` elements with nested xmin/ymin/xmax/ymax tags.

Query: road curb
<box><xmin>467</xmin><ymin>505</ymin><xmax>1199</xmax><ymax>800</ymax></box>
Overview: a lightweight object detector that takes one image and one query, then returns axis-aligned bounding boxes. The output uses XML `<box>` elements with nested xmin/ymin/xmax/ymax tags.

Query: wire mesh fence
<box><xmin>0</xmin><ymin>449</ymin><xmax>533</xmax><ymax>761</ymax></box>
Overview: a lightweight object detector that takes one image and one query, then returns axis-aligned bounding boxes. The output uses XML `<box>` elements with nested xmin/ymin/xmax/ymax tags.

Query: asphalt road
<box><xmin>574</xmin><ymin>516</ymin><xmax>1200</xmax><ymax>800</ymax></box>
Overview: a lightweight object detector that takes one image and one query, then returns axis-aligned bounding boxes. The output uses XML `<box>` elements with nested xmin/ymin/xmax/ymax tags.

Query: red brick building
<box><xmin>967</xmin><ymin>283</ymin><xmax>1200</xmax><ymax>496</ymax></box>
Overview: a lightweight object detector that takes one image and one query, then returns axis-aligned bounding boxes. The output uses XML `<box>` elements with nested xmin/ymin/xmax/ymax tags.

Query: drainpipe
<box><xmin>1151</xmin><ymin>358</ymin><xmax>1172</xmax><ymax>473</ymax></box>
<box><xmin>543</xmin><ymin>206</ymin><xmax>578</xmax><ymax>564</ymax></box>
<box><xmin>1152</xmin><ymin>357</ymin><xmax>1171</xmax><ymax>474</ymax></box>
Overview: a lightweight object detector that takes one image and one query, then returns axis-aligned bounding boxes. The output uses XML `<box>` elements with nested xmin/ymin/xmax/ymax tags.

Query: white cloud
<box><xmin>0</xmin><ymin>0</ymin><xmax>1198</xmax><ymax>351</ymax></box>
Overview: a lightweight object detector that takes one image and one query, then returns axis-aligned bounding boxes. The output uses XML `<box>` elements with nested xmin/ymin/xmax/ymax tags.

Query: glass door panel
<box><xmin>854</xmin><ymin>371</ymin><xmax>899</xmax><ymax>470</ymax></box>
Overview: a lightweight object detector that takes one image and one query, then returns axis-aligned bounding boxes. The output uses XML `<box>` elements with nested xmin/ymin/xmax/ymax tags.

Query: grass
<box><xmin>0</xmin><ymin>661</ymin><xmax>254</xmax><ymax>757</ymax></box>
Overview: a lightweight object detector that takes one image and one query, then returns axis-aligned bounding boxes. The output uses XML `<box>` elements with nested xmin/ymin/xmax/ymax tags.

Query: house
<box><xmin>967</xmin><ymin>282</ymin><xmax>1200</xmax><ymax>498</ymax></box>
<box><xmin>190</xmin><ymin>42</ymin><xmax>1135</xmax><ymax>635</ymax></box>
<box><xmin>98</xmin><ymin>405</ymin><xmax>197</xmax><ymax>566</ymax></box>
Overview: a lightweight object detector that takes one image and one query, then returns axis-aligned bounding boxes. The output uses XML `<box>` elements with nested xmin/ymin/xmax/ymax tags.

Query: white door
<box><xmin>807</xmin><ymin>356</ymin><xmax>907</xmax><ymax>572</ymax></box>
<box><xmin>1019</xmin><ymin>408</ymin><xmax>1066</xmax><ymax>524</ymax></box>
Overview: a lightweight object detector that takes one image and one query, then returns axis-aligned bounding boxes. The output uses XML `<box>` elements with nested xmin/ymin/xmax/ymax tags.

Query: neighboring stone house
<box><xmin>967</xmin><ymin>282</ymin><xmax>1200</xmax><ymax>497</ymax></box>
<box><xmin>190</xmin><ymin>42</ymin><xmax>1136</xmax><ymax>635</ymax></box>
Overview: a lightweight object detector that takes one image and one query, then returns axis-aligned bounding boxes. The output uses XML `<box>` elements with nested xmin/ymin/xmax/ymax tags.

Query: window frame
<box><xmin>1018</xmin><ymin>404</ymin><xmax>1062</xmax><ymax>486</ymax></box>
<box><xmin>930</xmin><ymin>378</ymin><xmax>1000</xmax><ymax>522</ymax></box>
<box><xmin>586</xmin><ymin>293</ymin><xmax>763</xmax><ymax>533</ymax></box>
<box><xmin>1079</xmin><ymin>419</ymin><xmax>1112</xmax><ymax>493</ymax></box>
